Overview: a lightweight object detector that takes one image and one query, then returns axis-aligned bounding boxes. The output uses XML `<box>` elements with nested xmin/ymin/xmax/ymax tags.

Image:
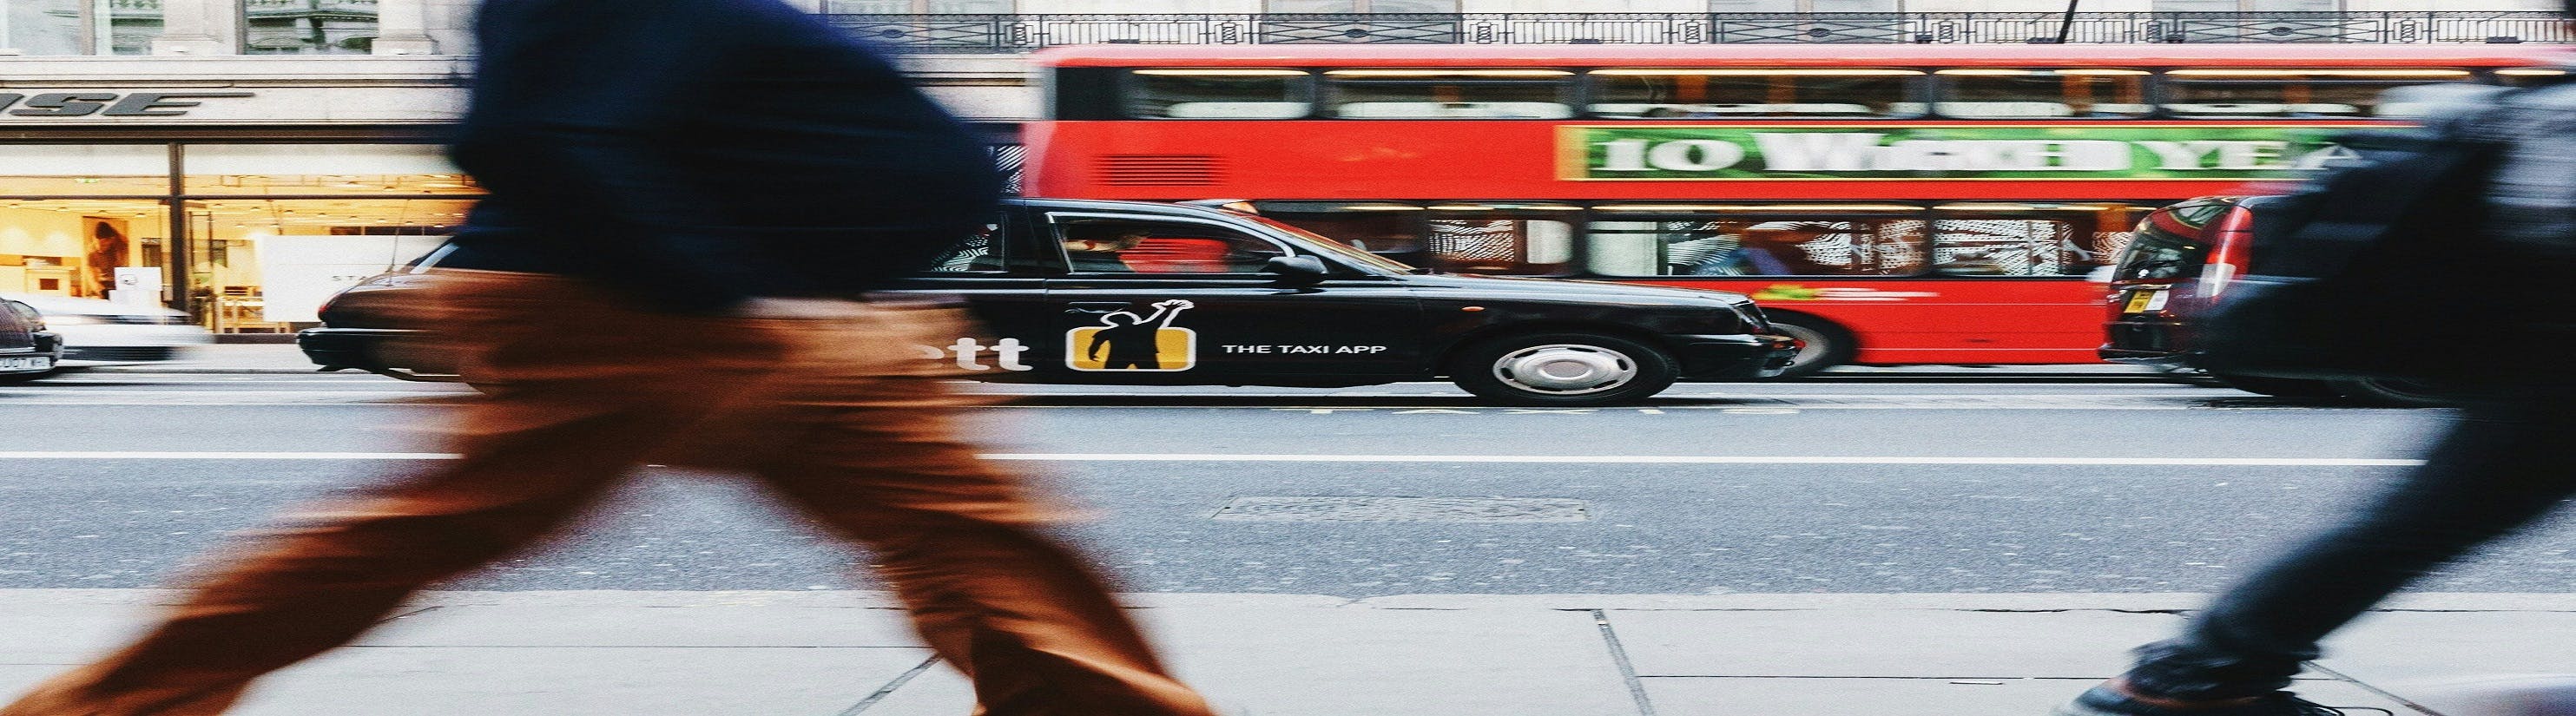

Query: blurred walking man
<box><xmin>0</xmin><ymin>2</ymin><xmax>1215</xmax><ymax>715</ymax></box>
<box><xmin>2052</xmin><ymin>36</ymin><xmax>2576</xmax><ymax>716</ymax></box>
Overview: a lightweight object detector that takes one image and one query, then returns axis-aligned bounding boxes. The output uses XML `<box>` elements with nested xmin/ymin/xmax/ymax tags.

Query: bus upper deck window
<box><xmin>2161</xmin><ymin>69</ymin><xmax>2471</xmax><ymax>119</ymax></box>
<box><xmin>1323</xmin><ymin>69</ymin><xmax>1575</xmax><ymax>120</ymax></box>
<box><xmin>2498</xmin><ymin>68</ymin><xmax>2568</xmax><ymax>87</ymax></box>
<box><xmin>1934</xmin><ymin>69</ymin><xmax>2148</xmax><ymax>119</ymax></box>
<box><xmin>1128</xmin><ymin>69</ymin><xmax>1314</xmax><ymax>119</ymax></box>
<box><xmin>1585</xmin><ymin>69</ymin><xmax>1922</xmax><ymax>119</ymax></box>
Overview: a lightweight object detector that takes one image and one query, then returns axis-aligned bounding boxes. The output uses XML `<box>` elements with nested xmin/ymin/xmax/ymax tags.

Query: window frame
<box><xmin>1583</xmin><ymin>68</ymin><xmax>1930</xmax><ymax>121</ymax></box>
<box><xmin>1119</xmin><ymin>69</ymin><xmax>1318</xmax><ymax>121</ymax></box>
<box><xmin>1041</xmin><ymin>212</ymin><xmax>1303</xmax><ymax>277</ymax></box>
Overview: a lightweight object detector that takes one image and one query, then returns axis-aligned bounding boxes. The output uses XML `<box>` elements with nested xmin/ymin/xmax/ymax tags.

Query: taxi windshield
<box><xmin>1235</xmin><ymin>213</ymin><xmax>1421</xmax><ymax>273</ymax></box>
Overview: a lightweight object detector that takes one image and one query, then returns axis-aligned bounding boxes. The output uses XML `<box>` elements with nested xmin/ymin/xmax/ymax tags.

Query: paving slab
<box><xmin>873</xmin><ymin>607</ymin><xmax>1638</xmax><ymax>716</ymax></box>
<box><xmin>231</xmin><ymin>646</ymin><xmax>931</xmax><ymax>716</ymax></box>
<box><xmin>1639</xmin><ymin>677</ymin><xmax>2423</xmax><ymax>716</ymax></box>
<box><xmin>1611</xmin><ymin>609</ymin><xmax>2185</xmax><ymax>679</ymax></box>
<box><xmin>0</xmin><ymin>604</ymin><xmax>161</xmax><ymax>663</ymax></box>
<box><xmin>354</xmin><ymin>605</ymin><xmax>925</xmax><ymax>647</ymax></box>
<box><xmin>2318</xmin><ymin>611</ymin><xmax>2576</xmax><ymax>712</ymax></box>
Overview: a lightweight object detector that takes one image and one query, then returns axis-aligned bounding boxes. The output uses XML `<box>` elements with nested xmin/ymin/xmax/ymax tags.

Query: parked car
<box><xmin>302</xmin><ymin>198</ymin><xmax>1798</xmax><ymax>405</ymax></box>
<box><xmin>0</xmin><ymin>293</ymin><xmax>212</xmax><ymax>375</ymax></box>
<box><xmin>2101</xmin><ymin>195</ymin><xmax>2452</xmax><ymax>406</ymax></box>
<box><xmin>0</xmin><ymin>299</ymin><xmax>64</xmax><ymax>382</ymax></box>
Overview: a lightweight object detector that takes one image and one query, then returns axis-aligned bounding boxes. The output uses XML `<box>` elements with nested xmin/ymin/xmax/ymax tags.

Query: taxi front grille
<box><xmin>1097</xmin><ymin>154</ymin><xmax>1223</xmax><ymax>187</ymax></box>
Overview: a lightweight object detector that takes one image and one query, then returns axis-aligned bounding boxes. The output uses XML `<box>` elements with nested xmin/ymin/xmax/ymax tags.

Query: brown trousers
<box><xmin>0</xmin><ymin>272</ymin><xmax>1213</xmax><ymax>716</ymax></box>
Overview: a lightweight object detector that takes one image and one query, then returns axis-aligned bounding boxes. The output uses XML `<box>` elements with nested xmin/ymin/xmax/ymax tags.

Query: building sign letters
<box><xmin>1558</xmin><ymin>125</ymin><xmax>2357</xmax><ymax>181</ymax></box>
<box><xmin>0</xmin><ymin>92</ymin><xmax>256</xmax><ymax>118</ymax></box>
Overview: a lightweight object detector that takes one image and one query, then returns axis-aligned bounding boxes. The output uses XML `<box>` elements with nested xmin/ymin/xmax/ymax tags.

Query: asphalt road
<box><xmin>5</xmin><ymin>372</ymin><xmax>2571</xmax><ymax>595</ymax></box>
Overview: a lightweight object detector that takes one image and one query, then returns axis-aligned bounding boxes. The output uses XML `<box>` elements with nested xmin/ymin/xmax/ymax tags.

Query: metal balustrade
<box><xmin>821</xmin><ymin>11</ymin><xmax>2575</xmax><ymax>52</ymax></box>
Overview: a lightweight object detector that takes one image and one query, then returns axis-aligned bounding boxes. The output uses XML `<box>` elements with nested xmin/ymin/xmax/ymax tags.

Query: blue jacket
<box><xmin>445</xmin><ymin>0</ymin><xmax>1001</xmax><ymax>312</ymax></box>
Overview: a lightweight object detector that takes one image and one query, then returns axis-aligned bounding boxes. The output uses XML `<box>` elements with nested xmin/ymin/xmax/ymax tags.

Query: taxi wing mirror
<box><xmin>1263</xmin><ymin>255</ymin><xmax>1330</xmax><ymax>283</ymax></box>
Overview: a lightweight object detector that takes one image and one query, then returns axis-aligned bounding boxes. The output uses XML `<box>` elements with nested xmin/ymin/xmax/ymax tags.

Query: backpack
<box><xmin>2190</xmin><ymin>86</ymin><xmax>2527</xmax><ymax>384</ymax></box>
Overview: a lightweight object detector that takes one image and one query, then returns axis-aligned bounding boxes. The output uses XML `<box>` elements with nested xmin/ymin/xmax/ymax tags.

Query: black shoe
<box><xmin>2052</xmin><ymin>685</ymin><xmax>2358</xmax><ymax>716</ymax></box>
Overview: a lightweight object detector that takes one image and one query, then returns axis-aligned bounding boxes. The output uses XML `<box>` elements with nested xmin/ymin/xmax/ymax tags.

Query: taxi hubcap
<box><xmin>1493</xmin><ymin>344</ymin><xmax>1636</xmax><ymax>395</ymax></box>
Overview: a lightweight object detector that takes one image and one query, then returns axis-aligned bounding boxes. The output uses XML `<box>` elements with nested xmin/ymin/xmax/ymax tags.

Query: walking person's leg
<box><xmin>0</xmin><ymin>274</ymin><xmax>781</xmax><ymax>716</ymax></box>
<box><xmin>744</xmin><ymin>306</ymin><xmax>1214</xmax><ymax>716</ymax></box>
<box><xmin>2065</xmin><ymin>395</ymin><xmax>2576</xmax><ymax>713</ymax></box>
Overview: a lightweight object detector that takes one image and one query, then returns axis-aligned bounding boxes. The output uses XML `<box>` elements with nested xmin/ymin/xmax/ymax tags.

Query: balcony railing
<box><xmin>823</xmin><ymin>11</ymin><xmax>2574</xmax><ymax>52</ymax></box>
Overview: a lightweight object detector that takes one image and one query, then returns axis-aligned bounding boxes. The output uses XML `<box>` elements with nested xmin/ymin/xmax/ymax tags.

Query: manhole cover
<box><xmin>1211</xmin><ymin>496</ymin><xmax>1591</xmax><ymax>522</ymax></box>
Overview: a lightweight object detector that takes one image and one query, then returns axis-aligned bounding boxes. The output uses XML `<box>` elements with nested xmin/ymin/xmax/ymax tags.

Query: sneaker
<box><xmin>2053</xmin><ymin>685</ymin><xmax>2357</xmax><ymax>716</ymax></box>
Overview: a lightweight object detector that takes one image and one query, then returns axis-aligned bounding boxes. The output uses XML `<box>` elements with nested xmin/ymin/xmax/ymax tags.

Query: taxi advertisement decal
<box><xmin>1069</xmin><ymin>299</ymin><xmax>1197</xmax><ymax>371</ymax></box>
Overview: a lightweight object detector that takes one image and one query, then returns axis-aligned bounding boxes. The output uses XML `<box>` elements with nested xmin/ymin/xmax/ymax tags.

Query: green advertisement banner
<box><xmin>1557</xmin><ymin>125</ymin><xmax>2355</xmax><ymax>181</ymax></box>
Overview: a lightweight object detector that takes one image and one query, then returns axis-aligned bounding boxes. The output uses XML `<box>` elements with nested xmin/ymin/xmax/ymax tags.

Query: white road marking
<box><xmin>0</xmin><ymin>451</ymin><xmax>2427</xmax><ymax>467</ymax></box>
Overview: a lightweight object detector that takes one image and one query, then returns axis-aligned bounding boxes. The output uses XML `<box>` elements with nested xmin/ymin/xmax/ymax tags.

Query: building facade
<box><xmin>0</xmin><ymin>0</ymin><xmax>2561</xmax><ymax>332</ymax></box>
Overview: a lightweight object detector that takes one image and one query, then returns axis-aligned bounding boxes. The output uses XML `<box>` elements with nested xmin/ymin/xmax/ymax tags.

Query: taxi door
<box><xmin>1032</xmin><ymin>209</ymin><xmax>1426</xmax><ymax>382</ymax></box>
<box><xmin>877</xmin><ymin>212</ymin><xmax>1059</xmax><ymax>379</ymax></box>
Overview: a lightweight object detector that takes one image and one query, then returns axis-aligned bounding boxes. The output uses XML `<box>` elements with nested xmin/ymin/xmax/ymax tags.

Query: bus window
<box><xmin>1930</xmin><ymin>203</ymin><xmax>2144</xmax><ymax>277</ymax></box>
<box><xmin>1584</xmin><ymin>205</ymin><xmax>1927</xmax><ymax>277</ymax></box>
<box><xmin>1587</xmin><ymin>69</ymin><xmax>1920</xmax><ymax>119</ymax></box>
<box><xmin>1128</xmin><ymin>69</ymin><xmax>1314</xmax><ymax>119</ymax></box>
<box><xmin>1323</xmin><ymin>69</ymin><xmax>1576</xmax><ymax>120</ymax></box>
<box><xmin>1247</xmin><ymin>201</ymin><xmax>1427</xmax><ymax>257</ymax></box>
<box><xmin>2161</xmin><ymin>69</ymin><xmax>2471</xmax><ymax>119</ymax></box>
<box><xmin>1420</xmin><ymin>203</ymin><xmax>1580</xmax><ymax>273</ymax></box>
<box><xmin>1934</xmin><ymin>69</ymin><xmax>2149</xmax><ymax>119</ymax></box>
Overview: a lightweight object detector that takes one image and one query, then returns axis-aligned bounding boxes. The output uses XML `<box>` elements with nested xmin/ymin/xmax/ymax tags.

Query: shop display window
<box><xmin>0</xmin><ymin>200</ymin><xmax>168</xmax><ymax>300</ymax></box>
<box><xmin>184</xmin><ymin>199</ymin><xmax>472</xmax><ymax>332</ymax></box>
<box><xmin>0</xmin><ymin>145</ymin><xmax>170</xmax><ymax>195</ymax></box>
<box><xmin>183</xmin><ymin>144</ymin><xmax>479</xmax><ymax>195</ymax></box>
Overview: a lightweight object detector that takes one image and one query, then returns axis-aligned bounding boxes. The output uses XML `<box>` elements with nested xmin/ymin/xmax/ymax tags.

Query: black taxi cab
<box><xmin>0</xmin><ymin>299</ymin><xmax>63</xmax><ymax>382</ymax></box>
<box><xmin>302</xmin><ymin>198</ymin><xmax>1795</xmax><ymax>405</ymax></box>
<box><xmin>2100</xmin><ymin>195</ymin><xmax>2450</xmax><ymax>407</ymax></box>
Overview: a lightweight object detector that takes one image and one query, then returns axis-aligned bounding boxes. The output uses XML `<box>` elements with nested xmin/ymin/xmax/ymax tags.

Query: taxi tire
<box><xmin>0</xmin><ymin>367</ymin><xmax>60</xmax><ymax>384</ymax></box>
<box><xmin>1764</xmin><ymin>313</ymin><xmax>1854</xmax><ymax>379</ymax></box>
<box><xmin>2210</xmin><ymin>372</ymin><xmax>2343</xmax><ymax>399</ymax></box>
<box><xmin>2329</xmin><ymin>378</ymin><xmax>2463</xmax><ymax>408</ymax></box>
<box><xmin>1450</xmin><ymin>332</ymin><xmax>1679</xmax><ymax>407</ymax></box>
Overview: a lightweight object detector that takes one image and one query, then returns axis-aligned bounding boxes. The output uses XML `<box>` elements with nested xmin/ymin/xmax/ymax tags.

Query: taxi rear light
<box><xmin>2201</xmin><ymin>206</ymin><xmax>2258</xmax><ymax>299</ymax></box>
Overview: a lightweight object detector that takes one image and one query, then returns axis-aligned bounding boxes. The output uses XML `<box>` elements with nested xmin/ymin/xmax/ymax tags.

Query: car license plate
<box><xmin>0</xmin><ymin>356</ymin><xmax>50</xmax><ymax>371</ymax></box>
<box><xmin>2123</xmin><ymin>289</ymin><xmax>2170</xmax><ymax>314</ymax></box>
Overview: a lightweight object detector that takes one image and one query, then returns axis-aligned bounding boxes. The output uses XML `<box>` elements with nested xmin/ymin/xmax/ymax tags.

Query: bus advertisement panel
<box><xmin>1024</xmin><ymin>44</ymin><xmax>2551</xmax><ymax>374</ymax></box>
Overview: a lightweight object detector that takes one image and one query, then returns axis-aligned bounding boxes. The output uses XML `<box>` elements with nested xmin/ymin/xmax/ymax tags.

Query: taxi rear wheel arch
<box><xmin>1446</xmin><ymin>331</ymin><xmax>1680</xmax><ymax>407</ymax></box>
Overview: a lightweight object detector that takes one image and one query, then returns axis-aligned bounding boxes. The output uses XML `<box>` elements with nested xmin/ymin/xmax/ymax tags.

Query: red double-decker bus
<box><xmin>1022</xmin><ymin>43</ymin><xmax>2552</xmax><ymax>375</ymax></box>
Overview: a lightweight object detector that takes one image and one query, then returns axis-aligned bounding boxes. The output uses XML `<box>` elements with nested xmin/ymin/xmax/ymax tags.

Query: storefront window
<box><xmin>1</xmin><ymin>0</ymin><xmax>161</xmax><ymax>56</ymax></box>
<box><xmin>0</xmin><ymin>199</ymin><xmax>168</xmax><ymax>300</ymax></box>
<box><xmin>183</xmin><ymin>199</ymin><xmax>470</xmax><ymax>332</ymax></box>
<box><xmin>241</xmin><ymin>0</ymin><xmax>378</xmax><ymax>55</ymax></box>
<box><xmin>0</xmin><ymin>145</ymin><xmax>169</xmax><ymax>195</ymax></box>
<box><xmin>183</xmin><ymin>144</ymin><xmax>478</xmax><ymax>195</ymax></box>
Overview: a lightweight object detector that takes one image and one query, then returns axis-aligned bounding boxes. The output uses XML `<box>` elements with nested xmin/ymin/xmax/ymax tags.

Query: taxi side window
<box><xmin>924</xmin><ymin>219</ymin><xmax>1008</xmax><ymax>273</ymax></box>
<box><xmin>1054</xmin><ymin>219</ymin><xmax>1288</xmax><ymax>274</ymax></box>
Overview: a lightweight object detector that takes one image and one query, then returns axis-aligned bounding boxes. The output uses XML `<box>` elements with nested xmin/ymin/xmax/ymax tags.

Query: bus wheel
<box><xmin>1764</xmin><ymin>314</ymin><xmax>1854</xmax><ymax>378</ymax></box>
<box><xmin>2329</xmin><ymin>378</ymin><xmax>2463</xmax><ymax>408</ymax></box>
<box><xmin>1451</xmin><ymin>332</ymin><xmax>1678</xmax><ymax>407</ymax></box>
<box><xmin>2210</xmin><ymin>373</ymin><xmax>2342</xmax><ymax>399</ymax></box>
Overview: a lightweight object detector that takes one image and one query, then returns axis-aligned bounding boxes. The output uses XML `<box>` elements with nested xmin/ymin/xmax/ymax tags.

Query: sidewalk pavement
<box><xmin>4</xmin><ymin>590</ymin><xmax>2571</xmax><ymax>715</ymax></box>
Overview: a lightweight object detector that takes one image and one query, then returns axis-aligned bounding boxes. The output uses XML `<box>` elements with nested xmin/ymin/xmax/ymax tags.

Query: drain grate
<box><xmin>1211</xmin><ymin>496</ymin><xmax>1591</xmax><ymax>523</ymax></box>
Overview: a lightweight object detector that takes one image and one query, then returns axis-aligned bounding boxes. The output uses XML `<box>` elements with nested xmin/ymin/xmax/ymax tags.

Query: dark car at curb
<box><xmin>0</xmin><ymin>299</ymin><xmax>65</xmax><ymax>383</ymax></box>
<box><xmin>303</xmin><ymin>198</ymin><xmax>1797</xmax><ymax>406</ymax></box>
<box><xmin>2101</xmin><ymin>195</ymin><xmax>2451</xmax><ymax>407</ymax></box>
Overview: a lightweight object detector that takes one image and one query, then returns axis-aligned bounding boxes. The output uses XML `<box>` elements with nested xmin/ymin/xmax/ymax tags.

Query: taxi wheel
<box><xmin>2329</xmin><ymin>378</ymin><xmax>2464</xmax><ymax>408</ymax></box>
<box><xmin>1451</xmin><ymin>332</ymin><xmax>1678</xmax><ymax>406</ymax></box>
<box><xmin>2210</xmin><ymin>372</ymin><xmax>2342</xmax><ymax>399</ymax></box>
<box><xmin>0</xmin><ymin>368</ymin><xmax>61</xmax><ymax>384</ymax></box>
<box><xmin>1765</xmin><ymin>314</ymin><xmax>1854</xmax><ymax>379</ymax></box>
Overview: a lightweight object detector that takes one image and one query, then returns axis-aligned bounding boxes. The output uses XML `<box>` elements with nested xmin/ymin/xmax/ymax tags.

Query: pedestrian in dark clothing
<box><xmin>0</xmin><ymin>2</ymin><xmax>1216</xmax><ymax>715</ymax></box>
<box><xmin>2052</xmin><ymin>50</ymin><xmax>2576</xmax><ymax>716</ymax></box>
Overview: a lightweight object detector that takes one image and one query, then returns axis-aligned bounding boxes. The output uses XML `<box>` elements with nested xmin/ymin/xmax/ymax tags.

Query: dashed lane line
<box><xmin>0</xmin><ymin>451</ymin><xmax>2427</xmax><ymax>466</ymax></box>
